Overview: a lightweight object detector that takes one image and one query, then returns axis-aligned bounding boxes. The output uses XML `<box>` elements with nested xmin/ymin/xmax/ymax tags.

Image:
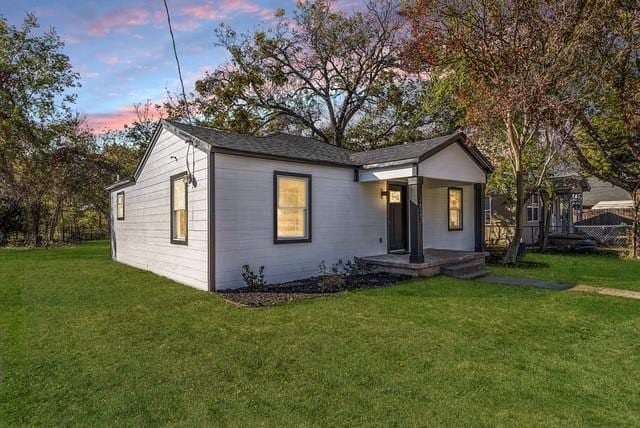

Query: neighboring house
<box><xmin>580</xmin><ymin>177</ymin><xmax>633</xmax><ymax>226</ymax></box>
<box><xmin>485</xmin><ymin>174</ymin><xmax>633</xmax><ymax>245</ymax></box>
<box><xmin>107</xmin><ymin>120</ymin><xmax>493</xmax><ymax>291</ymax></box>
<box><xmin>484</xmin><ymin>192</ymin><xmax>545</xmax><ymax>245</ymax></box>
<box><xmin>582</xmin><ymin>177</ymin><xmax>632</xmax><ymax>209</ymax></box>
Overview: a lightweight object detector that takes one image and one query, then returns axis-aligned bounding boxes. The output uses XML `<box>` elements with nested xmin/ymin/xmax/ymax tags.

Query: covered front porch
<box><xmin>361</xmin><ymin>248</ymin><xmax>489</xmax><ymax>278</ymax></box>
<box><xmin>354</xmin><ymin>134</ymin><xmax>492</xmax><ymax>275</ymax></box>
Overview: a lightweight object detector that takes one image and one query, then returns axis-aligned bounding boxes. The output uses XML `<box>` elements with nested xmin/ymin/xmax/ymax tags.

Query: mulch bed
<box><xmin>217</xmin><ymin>272</ymin><xmax>410</xmax><ymax>307</ymax></box>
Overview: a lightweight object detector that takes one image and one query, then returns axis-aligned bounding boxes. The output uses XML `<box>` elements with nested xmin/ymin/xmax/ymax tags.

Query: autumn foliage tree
<box><xmin>405</xmin><ymin>0</ymin><xmax>600</xmax><ymax>263</ymax></box>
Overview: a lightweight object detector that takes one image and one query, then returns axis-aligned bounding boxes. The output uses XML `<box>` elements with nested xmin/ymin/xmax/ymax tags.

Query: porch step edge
<box><xmin>458</xmin><ymin>271</ymin><xmax>488</xmax><ymax>280</ymax></box>
<box><xmin>443</xmin><ymin>270</ymin><xmax>488</xmax><ymax>280</ymax></box>
<box><xmin>441</xmin><ymin>261</ymin><xmax>485</xmax><ymax>275</ymax></box>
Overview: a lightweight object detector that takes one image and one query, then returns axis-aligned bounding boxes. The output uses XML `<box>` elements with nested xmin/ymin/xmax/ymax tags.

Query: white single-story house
<box><xmin>107</xmin><ymin>120</ymin><xmax>493</xmax><ymax>291</ymax></box>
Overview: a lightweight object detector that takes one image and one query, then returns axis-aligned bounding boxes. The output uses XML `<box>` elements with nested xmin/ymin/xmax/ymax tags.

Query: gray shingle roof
<box><xmin>165</xmin><ymin>121</ymin><xmax>493</xmax><ymax>171</ymax></box>
<box><xmin>583</xmin><ymin>178</ymin><xmax>631</xmax><ymax>207</ymax></box>
<box><xmin>350</xmin><ymin>133</ymin><xmax>462</xmax><ymax>165</ymax></box>
<box><xmin>107</xmin><ymin>122</ymin><xmax>493</xmax><ymax>190</ymax></box>
<box><xmin>165</xmin><ymin>120</ymin><xmax>355</xmax><ymax>166</ymax></box>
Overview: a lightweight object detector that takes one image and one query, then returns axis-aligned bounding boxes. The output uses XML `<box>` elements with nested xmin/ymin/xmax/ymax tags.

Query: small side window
<box><xmin>448</xmin><ymin>187</ymin><xmax>463</xmax><ymax>231</ymax></box>
<box><xmin>116</xmin><ymin>192</ymin><xmax>125</xmax><ymax>221</ymax></box>
<box><xmin>527</xmin><ymin>192</ymin><xmax>540</xmax><ymax>222</ymax></box>
<box><xmin>171</xmin><ymin>173</ymin><xmax>188</xmax><ymax>245</ymax></box>
<box><xmin>484</xmin><ymin>196</ymin><xmax>492</xmax><ymax>225</ymax></box>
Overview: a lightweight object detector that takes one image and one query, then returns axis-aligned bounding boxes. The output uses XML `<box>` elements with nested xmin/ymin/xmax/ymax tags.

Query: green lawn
<box><xmin>1</xmin><ymin>242</ymin><xmax>639</xmax><ymax>426</ymax></box>
<box><xmin>488</xmin><ymin>252</ymin><xmax>640</xmax><ymax>292</ymax></box>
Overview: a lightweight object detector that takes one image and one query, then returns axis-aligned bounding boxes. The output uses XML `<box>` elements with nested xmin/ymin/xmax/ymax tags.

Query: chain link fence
<box><xmin>573</xmin><ymin>225</ymin><xmax>632</xmax><ymax>249</ymax></box>
<box><xmin>486</xmin><ymin>224</ymin><xmax>633</xmax><ymax>251</ymax></box>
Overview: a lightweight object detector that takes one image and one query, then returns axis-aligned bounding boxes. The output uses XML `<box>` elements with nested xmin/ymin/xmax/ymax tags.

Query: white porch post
<box><xmin>408</xmin><ymin>176</ymin><xmax>424</xmax><ymax>263</ymax></box>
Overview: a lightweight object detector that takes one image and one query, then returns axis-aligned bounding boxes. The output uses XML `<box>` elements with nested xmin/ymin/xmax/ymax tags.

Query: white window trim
<box><xmin>484</xmin><ymin>196</ymin><xmax>492</xmax><ymax>225</ymax></box>
<box><xmin>527</xmin><ymin>193</ymin><xmax>540</xmax><ymax>222</ymax></box>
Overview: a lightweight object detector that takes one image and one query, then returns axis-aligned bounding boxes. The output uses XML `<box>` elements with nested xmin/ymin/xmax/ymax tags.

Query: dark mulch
<box><xmin>218</xmin><ymin>272</ymin><xmax>410</xmax><ymax>307</ymax></box>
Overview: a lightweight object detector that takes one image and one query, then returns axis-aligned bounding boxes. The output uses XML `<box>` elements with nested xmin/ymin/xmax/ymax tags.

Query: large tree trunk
<box><xmin>632</xmin><ymin>189</ymin><xmax>640</xmax><ymax>259</ymax></box>
<box><xmin>30</xmin><ymin>201</ymin><xmax>42</xmax><ymax>246</ymax></box>
<box><xmin>48</xmin><ymin>198</ymin><xmax>63</xmax><ymax>242</ymax></box>
<box><xmin>503</xmin><ymin>169</ymin><xmax>525</xmax><ymax>264</ymax></box>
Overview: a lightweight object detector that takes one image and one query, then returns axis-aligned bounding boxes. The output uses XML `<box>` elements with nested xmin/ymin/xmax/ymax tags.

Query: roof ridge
<box><xmin>166</xmin><ymin>120</ymin><xmax>356</xmax><ymax>154</ymax></box>
<box><xmin>350</xmin><ymin>132</ymin><xmax>462</xmax><ymax>155</ymax></box>
<box><xmin>261</xmin><ymin>131</ymin><xmax>355</xmax><ymax>153</ymax></box>
<box><xmin>164</xmin><ymin>119</ymin><xmax>238</xmax><ymax>137</ymax></box>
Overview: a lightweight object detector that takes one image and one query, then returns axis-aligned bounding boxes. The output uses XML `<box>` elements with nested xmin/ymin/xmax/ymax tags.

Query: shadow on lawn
<box><xmin>486</xmin><ymin>254</ymin><xmax>550</xmax><ymax>270</ymax></box>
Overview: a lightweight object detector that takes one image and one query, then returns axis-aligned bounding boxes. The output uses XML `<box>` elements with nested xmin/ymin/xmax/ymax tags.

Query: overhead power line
<box><xmin>162</xmin><ymin>0</ymin><xmax>192</xmax><ymax>123</ymax></box>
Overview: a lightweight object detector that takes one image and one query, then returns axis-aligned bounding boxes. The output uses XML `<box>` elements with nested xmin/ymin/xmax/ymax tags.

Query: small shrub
<box><xmin>241</xmin><ymin>265</ymin><xmax>267</xmax><ymax>291</ymax></box>
<box><xmin>318</xmin><ymin>260</ymin><xmax>346</xmax><ymax>292</ymax></box>
<box><xmin>342</xmin><ymin>257</ymin><xmax>368</xmax><ymax>277</ymax></box>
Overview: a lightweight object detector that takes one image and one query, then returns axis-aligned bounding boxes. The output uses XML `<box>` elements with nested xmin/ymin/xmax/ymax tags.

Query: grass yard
<box><xmin>1</xmin><ymin>242</ymin><xmax>640</xmax><ymax>426</ymax></box>
<box><xmin>488</xmin><ymin>251</ymin><xmax>640</xmax><ymax>292</ymax></box>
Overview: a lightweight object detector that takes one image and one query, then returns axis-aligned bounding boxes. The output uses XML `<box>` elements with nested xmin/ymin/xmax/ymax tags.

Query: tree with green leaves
<box><xmin>120</xmin><ymin>100</ymin><xmax>161</xmax><ymax>153</ymax></box>
<box><xmin>99</xmin><ymin>99</ymin><xmax>161</xmax><ymax>178</ymax></box>
<box><xmin>405</xmin><ymin>0</ymin><xmax>601</xmax><ymax>263</ymax></box>
<box><xmin>0</xmin><ymin>14</ymin><xmax>80</xmax><ymax>243</ymax></box>
<box><xmin>566</xmin><ymin>2</ymin><xmax>640</xmax><ymax>257</ymax></box>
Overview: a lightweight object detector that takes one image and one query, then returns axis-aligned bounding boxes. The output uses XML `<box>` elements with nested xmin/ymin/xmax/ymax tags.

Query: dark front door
<box><xmin>387</xmin><ymin>184</ymin><xmax>407</xmax><ymax>252</ymax></box>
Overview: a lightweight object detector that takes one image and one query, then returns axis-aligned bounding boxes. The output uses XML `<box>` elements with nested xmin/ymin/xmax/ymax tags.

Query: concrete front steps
<box><xmin>361</xmin><ymin>249</ymin><xmax>489</xmax><ymax>279</ymax></box>
<box><xmin>441</xmin><ymin>260</ymin><xmax>488</xmax><ymax>279</ymax></box>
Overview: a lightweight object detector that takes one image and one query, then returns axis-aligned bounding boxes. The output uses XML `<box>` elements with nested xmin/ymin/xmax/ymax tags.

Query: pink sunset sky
<box><xmin>3</xmin><ymin>0</ymin><xmax>360</xmax><ymax>132</ymax></box>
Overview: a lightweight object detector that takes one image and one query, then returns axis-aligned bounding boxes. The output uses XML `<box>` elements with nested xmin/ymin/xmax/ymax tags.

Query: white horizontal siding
<box><xmin>110</xmin><ymin>129</ymin><xmax>209</xmax><ymax>291</ymax></box>
<box><xmin>419</xmin><ymin>143</ymin><xmax>486</xmax><ymax>183</ymax></box>
<box><xmin>214</xmin><ymin>154</ymin><xmax>387</xmax><ymax>289</ymax></box>
<box><xmin>423</xmin><ymin>181</ymin><xmax>475</xmax><ymax>251</ymax></box>
<box><xmin>109</xmin><ymin>130</ymin><xmax>482</xmax><ymax>292</ymax></box>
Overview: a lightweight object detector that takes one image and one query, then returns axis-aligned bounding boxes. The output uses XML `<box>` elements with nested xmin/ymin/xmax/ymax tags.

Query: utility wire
<box><xmin>163</xmin><ymin>0</ymin><xmax>192</xmax><ymax>123</ymax></box>
<box><xmin>163</xmin><ymin>0</ymin><xmax>196</xmax><ymax>186</ymax></box>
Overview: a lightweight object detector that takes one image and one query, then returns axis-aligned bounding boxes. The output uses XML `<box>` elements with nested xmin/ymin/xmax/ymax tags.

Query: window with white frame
<box><xmin>116</xmin><ymin>192</ymin><xmax>125</xmax><ymax>220</ymax></box>
<box><xmin>484</xmin><ymin>196</ymin><xmax>492</xmax><ymax>225</ymax></box>
<box><xmin>274</xmin><ymin>172</ymin><xmax>311</xmax><ymax>243</ymax></box>
<box><xmin>527</xmin><ymin>192</ymin><xmax>540</xmax><ymax>222</ymax></box>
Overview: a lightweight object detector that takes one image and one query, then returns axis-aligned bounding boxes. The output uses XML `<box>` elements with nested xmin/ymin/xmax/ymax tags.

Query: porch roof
<box><xmin>352</xmin><ymin>133</ymin><xmax>493</xmax><ymax>173</ymax></box>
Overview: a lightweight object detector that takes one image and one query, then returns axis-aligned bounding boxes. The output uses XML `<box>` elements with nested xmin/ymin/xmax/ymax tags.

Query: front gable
<box><xmin>418</xmin><ymin>142</ymin><xmax>487</xmax><ymax>183</ymax></box>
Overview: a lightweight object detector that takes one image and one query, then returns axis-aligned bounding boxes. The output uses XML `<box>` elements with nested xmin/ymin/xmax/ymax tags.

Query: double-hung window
<box><xmin>116</xmin><ymin>192</ymin><xmax>125</xmax><ymax>220</ymax></box>
<box><xmin>484</xmin><ymin>196</ymin><xmax>492</xmax><ymax>225</ymax></box>
<box><xmin>448</xmin><ymin>187</ymin><xmax>463</xmax><ymax>230</ymax></box>
<box><xmin>171</xmin><ymin>173</ymin><xmax>188</xmax><ymax>244</ymax></box>
<box><xmin>274</xmin><ymin>172</ymin><xmax>311</xmax><ymax>243</ymax></box>
<box><xmin>527</xmin><ymin>192</ymin><xmax>540</xmax><ymax>222</ymax></box>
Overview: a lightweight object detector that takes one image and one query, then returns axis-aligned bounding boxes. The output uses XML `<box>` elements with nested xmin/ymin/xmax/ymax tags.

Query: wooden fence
<box><xmin>578</xmin><ymin>208</ymin><xmax>634</xmax><ymax>226</ymax></box>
